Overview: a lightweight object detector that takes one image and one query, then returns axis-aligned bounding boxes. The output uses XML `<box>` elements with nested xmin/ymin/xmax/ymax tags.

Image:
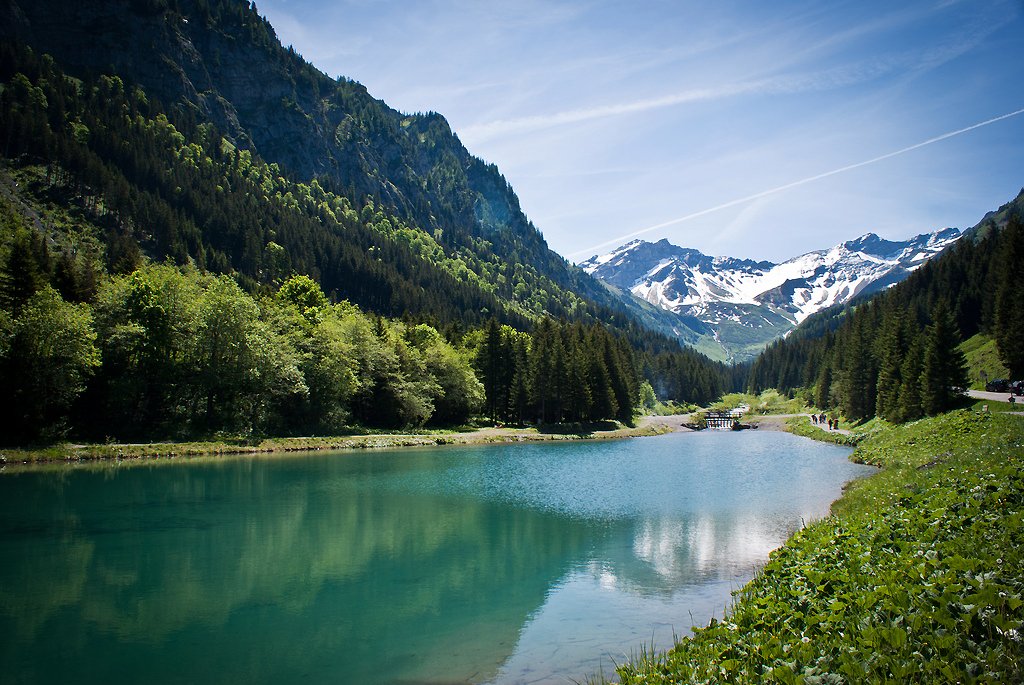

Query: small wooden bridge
<box><xmin>703</xmin><ymin>412</ymin><xmax>739</xmax><ymax>430</ymax></box>
<box><xmin>701</xmin><ymin>404</ymin><xmax>750</xmax><ymax>430</ymax></box>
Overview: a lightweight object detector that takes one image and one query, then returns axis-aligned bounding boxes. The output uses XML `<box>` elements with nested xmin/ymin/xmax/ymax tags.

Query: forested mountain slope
<box><xmin>0</xmin><ymin>0</ymin><xmax>651</xmax><ymax>330</ymax></box>
<box><xmin>0</xmin><ymin>4</ymin><xmax>736</xmax><ymax>442</ymax></box>
<box><xmin>746</xmin><ymin>188</ymin><xmax>1024</xmax><ymax>423</ymax></box>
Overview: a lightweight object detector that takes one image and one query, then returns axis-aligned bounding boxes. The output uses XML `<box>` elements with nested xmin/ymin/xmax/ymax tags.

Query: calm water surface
<box><xmin>0</xmin><ymin>430</ymin><xmax>874</xmax><ymax>684</ymax></box>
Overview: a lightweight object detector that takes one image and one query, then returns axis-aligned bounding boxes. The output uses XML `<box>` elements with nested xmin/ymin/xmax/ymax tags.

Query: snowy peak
<box><xmin>579</xmin><ymin>227</ymin><xmax>961</xmax><ymax>362</ymax></box>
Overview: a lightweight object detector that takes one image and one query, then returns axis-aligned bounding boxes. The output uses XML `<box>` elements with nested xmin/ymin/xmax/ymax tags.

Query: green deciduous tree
<box><xmin>192</xmin><ymin>274</ymin><xmax>306</xmax><ymax>433</ymax></box>
<box><xmin>277</xmin><ymin>273</ymin><xmax>329</xmax><ymax>323</ymax></box>
<box><xmin>0</xmin><ymin>286</ymin><xmax>99</xmax><ymax>442</ymax></box>
<box><xmin>406</xmin><ymin>323</ymin><xmax>483</xmax><ymax>425</ymax></box>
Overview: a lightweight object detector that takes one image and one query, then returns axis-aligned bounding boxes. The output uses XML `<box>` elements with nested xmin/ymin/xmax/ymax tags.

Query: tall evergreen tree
<box><xmin>585</xmin><ymin>328</ymin><xmax>618</xmax><ymax>422</ymax></box>
<box><xmin>837</xmin><ymin>316</ymin><xmax>874</xmax><ymax>421</ymax></box>
<box><xmin>896</xmin><ymin>332</ymin><xmax>925</xmax><ymax>423</ymax></box>
<box><xmin>605</xmin><ymin>334</ymin><xmax>637</xmax><ymax>424</ymax></box>
<box><xmin>563</xmin><ymin>331</ymin><xmax>592</xmax><ymax>422</ymax></box>
<box><xmin>920</xmin><ymin>301</ymin><xmax>968</xmax><ymax>415</ymax></box>
<box><xmin>0</xmin><ymin>227</ymin><xmax>48</xmax><ymax>314</ymax></box>
<box><xmin>477</xmin><ymin>318</ymin><xmax>507</xmax><ymax>422</ymax></box>
<box><xmin>874</xmin><ymin>310</ymin><xmax>908</xmax><ymax>421</ymax></box>
<box><xmin>507</xmin><ymin>333</ymin><xmax>531</xmax><ymax>425</ymax></box>
<box><xmin>994</xmin><ymin>216</ymin><xmax>1024</xmax><ymax>377</ymax></box>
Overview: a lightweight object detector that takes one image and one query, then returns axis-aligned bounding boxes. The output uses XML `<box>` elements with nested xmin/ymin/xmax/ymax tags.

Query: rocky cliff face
<box><xmin>581</xmin><ymin>228</ymin><xmax>962</xmax><ymax>362</ymax></box>
<box><xmin>0</xmin><ymin>1</ymin><xmax>524</xmax><ymax>241</ymax></box>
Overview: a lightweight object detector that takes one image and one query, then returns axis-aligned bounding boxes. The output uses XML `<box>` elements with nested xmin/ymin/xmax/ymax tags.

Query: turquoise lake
<box><xmin>0</xmin><ymin>430</ymin><xmax>874</xmax><ymax>684</ymax></box>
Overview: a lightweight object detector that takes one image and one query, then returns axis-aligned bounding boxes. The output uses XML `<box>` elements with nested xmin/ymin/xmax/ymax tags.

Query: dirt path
<box><xmin>967</xmin><ymin>389</ymin><xmax>1023</xmax><ymax>404</ymax></box>
<box><xmin>748</xmin><ymin>413</ymin><xmax>852</xmax><ymax>435</ymax></box>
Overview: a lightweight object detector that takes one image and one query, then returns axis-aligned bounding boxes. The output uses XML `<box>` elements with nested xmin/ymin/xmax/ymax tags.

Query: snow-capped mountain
<box><xmin>580</xmin><ymin>228</ymin><xmax>962</xmax><ymax>362</ymax></box>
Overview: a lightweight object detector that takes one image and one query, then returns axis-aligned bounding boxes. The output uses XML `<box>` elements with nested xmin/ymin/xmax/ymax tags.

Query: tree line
<box><xmin>0</xmin><ymin>259</ymin><xmax>656</xmax><ymax>444</ymax></box>
<box><xmin>0</xmin><ymin>263</ymin><xmax>481</xmax><ymax>443</ymax></box>
<box><xmin>746</xmin><ymin>210</ymin><xmax>1024</xmax><ymax>423</ymax></box>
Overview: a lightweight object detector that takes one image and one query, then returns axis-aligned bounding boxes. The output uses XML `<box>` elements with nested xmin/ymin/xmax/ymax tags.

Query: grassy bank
<box><xmin>782</xmin><ymin>416</ymin><xmax>862</xmax><ymax>446</ymax></box>
<box><xmin>0</xmin><ymin>418</ymin><xmax>678</xmax><ymax>467</ymax></box>
<box><xmin>606</xmin><ymin>409</ymin><xmax>1024</xmax><ymax>683</ymax></box>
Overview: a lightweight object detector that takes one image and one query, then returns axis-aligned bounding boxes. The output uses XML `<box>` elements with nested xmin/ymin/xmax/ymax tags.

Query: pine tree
<box><xmin>897</xmin><ymin>332</ymin><xmax>925</xmax><ymax>422</ymax></box>
<box><xmin>477</xmin><ymin>318</ymin><xmax>505</xmax><ymax>422</ymax></box>
<box><xmin>874</xmin><ymin>311</ymin><xmax>908</xmax><ymax>421</ymax></box>
<box><xmin>604</xmin><ymin>334</ymin><xmax>637</xmax><ymax>424</ymax></box>
<box><xmin>530</xmin><ymin>318</ymin><xmax>558</xmax><ymax>423</ymax></box>
<box><xmin>920</xmin><ymin>301</ymin><xmax>968</xmax><ymax>415</ymax></box>
<box><xmin>0</xmin><ymin>227</ymin><xmax>47</xmax><ymax>313</ymax></box>
<box><xmin>507</xmin><ymin>334</ymin><xmax>531</xmax><ymax>425</ymax></box>
<box><xmin>585</xmin><ymin>327</ymin><xmax>617</xmax><ymax>421</ymax></box>
<box><xmin>994</xmin><ymin>216</ymin><xmax>1024</xmax><ymax>377</ymax></box>
<box><xmin>838</xmin><ymin>316</ymin><xmax>874</xmax><ymax>421</ymax></box>
<box><xmin>814</xmin><ymin>361</ymin><xmax>833</xmax><ymax>410</ymax></box>
<box><xmin>563</xmin><ymin>332</ymin><xmax>592</xmax><ymax>422</ymax></box>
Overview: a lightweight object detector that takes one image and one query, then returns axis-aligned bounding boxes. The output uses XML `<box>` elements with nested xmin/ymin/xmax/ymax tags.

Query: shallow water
<box><xmin>0</xmin><ymin>430</ymin><xmax>873</xmax><ymax>685</ymax></box>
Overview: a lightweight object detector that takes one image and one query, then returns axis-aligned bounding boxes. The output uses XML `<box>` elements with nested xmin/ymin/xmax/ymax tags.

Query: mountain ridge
<box><xmin>0</xmin><ymin>0</ymin><xmax>739</xmax><ymax>420</ymax></box>
<box><xmin>0</xmin><ymin>0</ymin><xmax>682</xmax><ymax>338</ymax></box>
<box><xmin>581</xmin><ymin>227</ymin><xmax>962</xmax><ymax>362</ymax></box>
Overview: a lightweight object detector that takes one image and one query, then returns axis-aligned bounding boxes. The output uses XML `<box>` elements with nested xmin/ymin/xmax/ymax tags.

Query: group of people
<box><xmin>811</xmin><ymin>413</ymin><xmax>839</xmax><ymax>431</ymax></box>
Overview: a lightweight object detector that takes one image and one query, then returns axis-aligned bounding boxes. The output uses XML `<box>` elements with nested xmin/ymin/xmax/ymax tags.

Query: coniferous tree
<box><xmin>507</xmin><ymin>333</ymin><xmax>531</xmax><ymax>424</ymax></box>
<box><xmin>813</xmin><ymin>356</ymin><xmax>833</xmax><ymax>410</ymax></box>
<box><xmin>837</xmin><ymin>316</ymin><xmax>874</xmax><ymax>421</ymax></box>
<box><xmin>477</xmin><ymin>318</ymin><xmax>506</xmax><ymax>421</ymax></box>
<box><xmin>605</xmin><ymin>334</ymin><xmax>637</xmax><ymax>424</ymax></box>
<box><xmin>529</xmin><ymin>318</ymin><xmax>557</xmax><ymax>423</ymax></box>
<box><xmin>874</xmin><ymin>310</ymin><xmax>908</xmax><ymax>421</ymax></box>
<box><xmin>586</xmin><ymin>328</ymin><xmax>618</xmax><ymax>422</ymax></box>
<box><xmin>896</xmin><ymin>332</ymin><xmax>925</xmax><ymax>423</ymax></box>
<box><xmin>563</xmin><ymin>326</ymin><xmax>592</xmax><ymax>422</ymax></box>
<box><xmin>920</xmin><ymin>301</ymin><xmax>968</xmax><ymax>415</ymax></box>
<box><xmin>994</xmin><ymin>216</ymin><xmax>1024</xmax><ymax>377</ymax></box>
<box><xmin>0</xmin><ymin>227</ymin><xmax>48</xmax><ymax>313</ymax></box>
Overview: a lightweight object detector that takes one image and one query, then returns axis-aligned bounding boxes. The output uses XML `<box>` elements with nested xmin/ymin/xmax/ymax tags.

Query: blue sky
<box><xmin>257</xmin><ymin>0</ymin><xmax>1024</xmax><ymax>263</ymax></box>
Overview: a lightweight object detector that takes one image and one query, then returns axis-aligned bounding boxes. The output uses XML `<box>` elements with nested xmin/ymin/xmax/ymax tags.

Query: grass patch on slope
<box><xmin>960</xmin><ymin>333</ymin><xmax>1011</xmax><ymax>390</ymax></box>
<box><xmin>605</xmin><ymin>410</ymin><xmax>1024</xmax><ymax>684</ymax></box>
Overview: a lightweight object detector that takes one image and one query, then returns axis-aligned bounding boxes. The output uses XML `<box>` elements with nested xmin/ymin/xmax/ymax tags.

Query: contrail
<box><xmin>568</xmin><ymin>107</ymin><xmax>1024</xmax><ymax>260</ymax></box>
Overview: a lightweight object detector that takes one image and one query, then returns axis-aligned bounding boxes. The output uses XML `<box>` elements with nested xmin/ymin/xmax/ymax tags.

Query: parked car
<box><xmin>1011</xmin><ymin>380</ymin><xmax>1024</xmax><ymax>397</ymax></box>
<box><xmin>986</xmin><ymin>378</ymin><xmax>1011</xmax><ymax>393</ymax></box>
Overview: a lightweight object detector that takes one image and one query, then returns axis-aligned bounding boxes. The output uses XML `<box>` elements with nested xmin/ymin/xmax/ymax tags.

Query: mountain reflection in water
<box><xmin>0</xmin><ymin>430</ymin><xmax>873</xmax><ymax>685</ymax></box>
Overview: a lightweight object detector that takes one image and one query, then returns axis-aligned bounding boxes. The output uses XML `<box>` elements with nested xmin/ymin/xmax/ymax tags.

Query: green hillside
<box><xmin>747</xmin><ymin>189</ymin><xmax>1024</xmax><ymax>423</ymax></box>
<box><xmin>0</xmin><ymin>0</ymin><xmax>711</xmax><ymax>345</ymax></box>
<box><xmin>0</xmin><ymin>12</ymin><xmax>734</xmax><ymax>444</ymax></box>
<box><xmin>960</xmin><ymin>333</ymin><xmax>1011</xmax><ymax>390</ymax></box>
